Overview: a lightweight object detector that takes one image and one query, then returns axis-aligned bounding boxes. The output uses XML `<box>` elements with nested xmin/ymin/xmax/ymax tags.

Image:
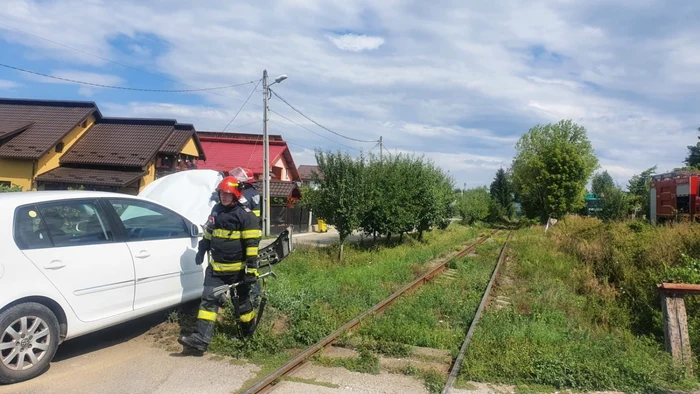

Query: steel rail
<box><xmin>242</xmin><ymin>230</ymin><xmax>499</xmax><ymax>394</ymax></box>
<box><xmin>442</xmin><ymin>231</ymin><xmax>513</xmax><ymax>394</ymax></box>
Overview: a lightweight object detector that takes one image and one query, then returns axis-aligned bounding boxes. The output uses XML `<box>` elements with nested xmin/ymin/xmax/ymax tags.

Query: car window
<box><xmin>14</xmin><ymin>205</ymin><xmax>53</xmax><ymax>250</ymax></box>
<box><xmin>109</xmin><ymin>199</ymin><xmax>189</xmax><ymax>241</ymax></box>
<box><xmin>36</xmin><ymin>201</ymin><xmax>113</xmax><ymax>247</ymax></box>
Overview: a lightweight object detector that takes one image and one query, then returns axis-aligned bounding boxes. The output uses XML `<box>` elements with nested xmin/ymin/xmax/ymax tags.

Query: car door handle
<box><xmin>135</xmin><ymin>251</ymin><xmax>151</xmax><ymax>259</ymax></box>
<box><xmin>44</xmin><ymin>260</ymin><xmax>66</xmax><ymax>270</ymax></box>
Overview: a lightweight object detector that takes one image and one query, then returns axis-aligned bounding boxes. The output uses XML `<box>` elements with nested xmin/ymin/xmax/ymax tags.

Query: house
<box><xmin>298</xmin><ymin>164</ymin><xmax>323</xmax><ymax>189</ymax></box>
<box><xmin>0</xmin><ymin>98</ymin><xmax>99</xmax><ymax>191</ymax></box>
<box><xmin>0</xmin><ymin>97</ymin><xmax>206</xmax><ymax>194</ymax></box>
<box><xmin>196</xmin><ymin>131</ymin><xmax>309</xmax><ymax>234</ymax></box>
<box><xmin>37</xmin><ymin>118</ymin><xmax>205</xmax><ymax>194</ymax></box>
<box><xmin>196</xmin><ymin>132</ymin><xmax>301</xmax><ymax>182</ymax></box>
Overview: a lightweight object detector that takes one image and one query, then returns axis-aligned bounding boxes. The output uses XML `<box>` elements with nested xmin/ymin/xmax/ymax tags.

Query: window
<box><xmin>0</xmin><ymin>181</ymin><xmax>10</xmax><ymax>188</ymax></box>
<box><xmin>14</xmin><ymin>206</ymin><xmax>52</xmax><ymax>250</ymax></box>
<box><xmin>38</xmin><ymin>201</ymin><xmax>113</xmax><ymax>247</ymax></box>
<box><xmin>109</xmin><ymin>199</ymin><xmax>188</xmax><ymax>241</ymax></box>
<box><xmin>55</xmin><ymin>142</ymin><xmax>64</xmax><ymax>153</ymax></box>
<box><xmin>14</xmin><ymin>201</ymin><xmax>112</xmax><ymax>249</ymax></box>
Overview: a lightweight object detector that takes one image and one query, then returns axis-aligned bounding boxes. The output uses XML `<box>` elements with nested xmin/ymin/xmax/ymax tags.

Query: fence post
<box><xmin>658</xmin><ymin>283</ymin><xmax>696</xmax><ymax>375</ymax></box>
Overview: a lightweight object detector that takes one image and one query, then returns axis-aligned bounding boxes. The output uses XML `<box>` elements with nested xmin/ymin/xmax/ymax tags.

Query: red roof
<box><xmin>196</xmin><ymin>133</ymin><xmax>301</xmax><ymax>181</ymax></box>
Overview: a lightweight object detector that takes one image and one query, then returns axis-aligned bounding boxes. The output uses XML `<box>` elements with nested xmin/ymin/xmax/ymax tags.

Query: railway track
<box><xmin>241</xmin><ymin>229</ymin><xmax>507</xmax><ymax>394</ymax></box>
<box><xmin>442</xmin><ymin>230</ymin><xmax>512</xmax><ymax>394</ymax></box>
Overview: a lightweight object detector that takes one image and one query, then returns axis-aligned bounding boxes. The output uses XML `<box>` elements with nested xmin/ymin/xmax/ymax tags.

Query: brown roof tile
<box><xmin>253</xmin><ymin>180</ymin><xmax>301</xmax><ymax>199</ymax></box>
<box><xmin>0</xmin><ymin>98</ymin><xmax>97</xmax><ymax>159</ymax></box>
<box><xmin>36</xmin><ymin>167</ymin><xmax>146</xmax><ymax>187</ymax></box>
<box><xmin>0</xmin><ymin>120</ymin><xmax>34</xmax><ymax>139</ymax></box>
<box><xmin>159</xmin><ymin>124</ymin><xmax>205</xmax><ymax>159</ymax></box>
<box><xmin>298</xmin><ymin>165</ymin><xmax>322</xmax><ymax>181</ymax></box>
<box><xmin>160</xmin><ymin>129</ymin><xmax>192</xmax><ymax>154</ymax></box>
<box><xmin>61</xmin><ymin>118</ymin><xmax>175</xmax><ymax>167</ymax></box>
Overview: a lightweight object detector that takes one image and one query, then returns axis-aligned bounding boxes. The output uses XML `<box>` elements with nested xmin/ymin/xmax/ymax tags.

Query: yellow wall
<box><xmin>139</xmin><ymin>160</ymin><xmax>157</xmax><ymax>193</ymax></box>
<box><xmin>0</xmin><ymin>159</ymin><xmax>33</xmax><ymax>190</ymax></box>
<box><xmin>36</xmin><ymin>113</ymin><xmax>96</xmax><ymax>176</ymax></box>
<box><xmin>180</xmin><ymin>137</ymin><xmax>200</xmax><ymax>157</ymax></box>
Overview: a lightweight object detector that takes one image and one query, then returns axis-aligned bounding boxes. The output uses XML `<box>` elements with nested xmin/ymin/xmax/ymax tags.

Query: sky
<box><xmin>1</xmin><ymin>0</ymin><xmax>699</xmax><ymax>190</ymax></box>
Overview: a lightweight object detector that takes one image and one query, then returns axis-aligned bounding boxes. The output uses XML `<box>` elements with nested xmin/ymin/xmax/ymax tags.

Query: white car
<box><xmin>0</xmin><ymin>190</ymin><xmax>207</xmax><ymax>384</ymax></box>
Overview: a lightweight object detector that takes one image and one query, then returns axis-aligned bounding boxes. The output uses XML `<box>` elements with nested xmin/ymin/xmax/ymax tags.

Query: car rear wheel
<box><xmin>0</xmin><ymin>303</ymin><xmax>59</xmax><ymax>385</ymax></box>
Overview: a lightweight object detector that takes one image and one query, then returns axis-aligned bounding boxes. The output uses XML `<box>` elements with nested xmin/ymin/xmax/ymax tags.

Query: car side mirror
<box><xmin>190</xmin><ymin>224</ymin><xmax>200</xmax><ymax>238</ymax></box>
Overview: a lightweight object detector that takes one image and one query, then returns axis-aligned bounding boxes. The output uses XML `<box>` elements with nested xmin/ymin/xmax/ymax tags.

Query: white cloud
<box><xmin>0</xmin><ymin>0</ymin><xmax>699</xmax><ymax>189</ymax></box>
<box><xmin>327</xmin><ymin>33</ymin><xmax>385</xmax><ymax>52</ymax></box>
<box><xmin>0</xmin><ymin>79</ymin><xmax>20</xmax><ymax>89</ymax></box>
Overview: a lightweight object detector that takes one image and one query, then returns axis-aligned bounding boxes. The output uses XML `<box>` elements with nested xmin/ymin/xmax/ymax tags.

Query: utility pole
<box><xmin>262</xmin><ymin>69</ymin><xmax>270</xmax><ymax>237</ymax></box>
<box><xmin>379</xmin><ymin>136</ymin><xmax>383</xmax><ymax>161</ymax></box>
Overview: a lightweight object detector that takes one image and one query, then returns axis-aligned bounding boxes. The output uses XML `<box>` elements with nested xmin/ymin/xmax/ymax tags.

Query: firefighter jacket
<box><xmin>241</xmin><ymin>184</ymin><xmax>261</xmax><ymax>218</ymax></box>
<box><xmin>199</xmin><ymin>202</ymin><xmax>261</xmax><ymax>275</ymax></box>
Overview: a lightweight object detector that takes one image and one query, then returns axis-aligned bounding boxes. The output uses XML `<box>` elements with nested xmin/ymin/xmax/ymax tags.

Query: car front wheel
<box><xmin>0</xmin><ymin>302</ymin><xmax>59</xmax><ymax>385</ymax></box>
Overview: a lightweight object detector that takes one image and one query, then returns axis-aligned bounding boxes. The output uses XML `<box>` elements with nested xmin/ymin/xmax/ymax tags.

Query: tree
<box><xmin>627</xmin><ymin>166</ymin><xmax>657</xmax><ymax>219</ymax></box>
<box><xmin>599</xmin><ymin>186</ymin><xmax>630</xmax><ymax>222</ymax></box>
<box><xmin>312</xmin><ymin>150</ymin><xmax>366</xmax><ymax>261</ymax></box>
<box><xmin>457</xmin><ymin>186</ymin><xmax>490</xmax><ymax>225</ymax></box>
<box><xmin>684</xmin><ymin>127</ymin><xmax>700</xmax><ymax>169</ymax></box>
<box><xmin>511</xmin><ymin>119</ymin><xmax>599</xmax><ymax>223</ymax></box>
<box><xmin>489</xmin><ymin>167</ymin><xmax>514</xmax><ymax>220</ymax></box>
<box><xmin>591</xmin><ymin>170</ymin><xmax>614</xmax><ymax>196</ymax></box>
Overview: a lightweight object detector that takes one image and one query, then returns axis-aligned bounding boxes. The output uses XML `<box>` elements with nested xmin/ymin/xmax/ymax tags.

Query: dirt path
<box><xmin>0</xmin><ymin>311</ymin><xmax>258</xmax><ymax>394</ymax></box>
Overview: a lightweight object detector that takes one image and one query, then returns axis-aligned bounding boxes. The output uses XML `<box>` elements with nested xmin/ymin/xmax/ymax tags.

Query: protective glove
<box><xmin>195</xmin><ymin>250</ymin><xmax>206</xmax><ymax>266</ymax></box>
<box><xmin>244</xmin><ymin>266</ymin><xmax>259</xmax><ymax>285</ymax></box>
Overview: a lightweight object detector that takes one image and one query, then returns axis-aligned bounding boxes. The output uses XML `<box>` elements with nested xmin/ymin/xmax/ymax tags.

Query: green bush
<box><xmin>0</xmin><ymin>184</ymin><xmax>22</xmax><ymax>193</ymax></box>
<box><xmin>462</xmin><ymin>223</ymin><xmax>698</xmax><ymax>393</ymax></box>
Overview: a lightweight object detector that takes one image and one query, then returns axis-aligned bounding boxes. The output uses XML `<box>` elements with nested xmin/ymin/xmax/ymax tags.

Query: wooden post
<box><xmin>658</xmin><ymin>283</ymin><xmax>700</xmax><ymax>375</ymax></box>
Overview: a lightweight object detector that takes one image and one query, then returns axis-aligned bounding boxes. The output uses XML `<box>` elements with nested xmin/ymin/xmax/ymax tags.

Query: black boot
<box><xmin>178</xmin><ymin>334</ymin><xmax>208</xmax><ymax>352</ymax></box>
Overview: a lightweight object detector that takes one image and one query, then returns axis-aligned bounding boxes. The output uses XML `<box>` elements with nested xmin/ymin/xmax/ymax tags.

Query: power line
<box><xmin>269</xmin><ymin>89</ymin><xmax>378</xmax><ymax>143</ymax></box>
<box><xmin>269</xmin><ymin>115</ymin><xmax>361</xmax><ymax>152</ymax></box>
<box><xmin>286</xmin><ymin>141</ymin><xmax>316</xmax><ymax>151</ymax></box>
<box><xmin>222</xmin><ymin>79</ymin><xmax>262</xmax><ymax>131</ymax></box>
<box><xmin>0</xmin><ymin>23</ymin><xmax>265</xmax><ymax>107</ymax></box>
<box><xmin>0</xmin><ymin>63</ymin><xmax>255</xmax><ymax>92</ymax></box>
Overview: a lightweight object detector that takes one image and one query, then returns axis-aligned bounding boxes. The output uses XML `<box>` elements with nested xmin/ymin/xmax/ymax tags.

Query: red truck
<box><xmin>650</xmin><ymin>171</ymin><xmax>700</xmax><ymax>224</ymax></box>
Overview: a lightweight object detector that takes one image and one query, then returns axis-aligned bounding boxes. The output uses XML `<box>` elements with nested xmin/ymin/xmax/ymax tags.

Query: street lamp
<box><xmin>262</xmin><ymin>70</ymin><xmax>288</xmax><ymax>237</ymax></box>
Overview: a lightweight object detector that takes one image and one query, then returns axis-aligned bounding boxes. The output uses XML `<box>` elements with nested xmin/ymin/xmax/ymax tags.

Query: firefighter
<box><xmin>230</xmin><ymin>167</ymin><xmax>261</xmax><ymax>225</ymax></box>
<box><xmin>178</xmin><ymin>176</ymin><xmax>261</xmax><ymax>353</ymax></box>
<box><xmin>229</xmin><ymin>167</ymin><xmax>264</xmax><ymax>307</ymax></box>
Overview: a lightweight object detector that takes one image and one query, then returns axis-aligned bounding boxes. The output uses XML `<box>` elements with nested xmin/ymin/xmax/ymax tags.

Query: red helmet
<box><xmin>217</xmin><ymin>176</ymin><xmax>243</xmax><ymax>200</ymax></box>
<box><xmin>229</xmin><ymin>167</ymin><xmax>255</xmax><ymax>184</ymax></box>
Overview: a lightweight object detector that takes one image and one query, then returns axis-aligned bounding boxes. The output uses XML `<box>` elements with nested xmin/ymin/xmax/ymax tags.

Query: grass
<box><xmin>356</xmin><ymin>235</ymin><xmax>504</xmax><ymax>351</ymax></box>
<box><xmin>169</xmin><ymin>224</ymin><xmax>482</xmax><ymax>369</ymax></box>
<box><xmin>392</xmin><ymin>365</ymin><xmax>446</xmax><ymax>394</ymax></box>
<box><xmin>280</xmin><ymin>376</ymin><xmax>340</xmax><ymax>389</ymax></box>
<box><xmin>460</xmin><ymin>223</ymin><xmax>699</xmax><ymax>394</ymax></box>
<box><xmin>314</xmin><ymin>347</ymin><xmax>381</xmax><ymax>374</ymax></box>
<box><xmin>336</xmin><ymin>231</ymin><xmax>508</xmax><ymax>392</ymax></box>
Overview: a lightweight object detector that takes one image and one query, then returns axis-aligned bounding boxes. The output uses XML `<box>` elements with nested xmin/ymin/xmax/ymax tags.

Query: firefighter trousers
<box><xmin>192</xmin><ymin>266</ymin><xmax>256</xmax><ymax>345</ymax></box>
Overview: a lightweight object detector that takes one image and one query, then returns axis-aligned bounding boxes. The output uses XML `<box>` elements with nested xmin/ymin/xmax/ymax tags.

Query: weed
<box><xmin>166</xmin><ymin>310</ymin><xmax>180</xmax><ymax>324</ymax></box>
<box><xmin>356</xmin><ymin>239</ymin><xmax>501</xmax><ymax>351</ymax></box>
<box><xmin>201</xmin><ymin>225</ymin><xmax>478</xmax><ymax>373</ymax></box>
<box><xmin>281</xmin><ymin>376</ymin><xmax>340</xmax><ymax>388</ymax></box>
<box><xmin>462</xmin><ymin>223</ymin><xmax>700</xmax><ymax>394</ymax></box>
<box><xmin>357</xmin><ymin>339</ymin><xmax>413</xmax><ymax>358</ymax></box>
<box><xmin>396</xmin><ymin>365</ymin><xmax>446</xmax><ymax>394</ymax></box>
<box><xmin>315</xmin><ymin>348</ymin><xmax>380</xmax><ymax>374</ymax></box>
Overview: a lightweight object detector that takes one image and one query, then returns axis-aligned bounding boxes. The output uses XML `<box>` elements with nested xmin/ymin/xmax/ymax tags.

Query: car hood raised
<box><xmin>138</xmin><ymin>170</ymin><xmax>223</xmax><ymax>226</ymax></box>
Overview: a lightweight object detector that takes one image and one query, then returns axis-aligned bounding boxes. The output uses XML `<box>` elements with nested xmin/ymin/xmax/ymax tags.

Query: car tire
<box><xmin>0</xmin><ymin>302</ymin><xmax>59</xmax><ymax>385</ymax></box>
